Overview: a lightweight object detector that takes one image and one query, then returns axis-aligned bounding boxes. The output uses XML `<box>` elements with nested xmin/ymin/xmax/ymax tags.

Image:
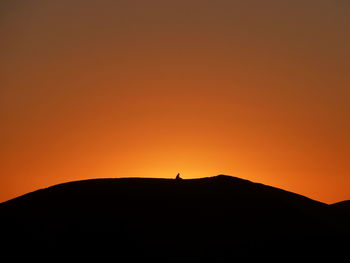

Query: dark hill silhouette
<box><xmin>331</xmin><ymin>200</ymin><xmax>350</xmax><ymax>210</ymax></box>
<box><xmin>330</xmin><ymin>200</ymin><xmax>350</xmax><ymax>227</ymax></box>
<box><xmin>1</xmin><ymin>175</ymin><xmax>349</xmax><ymax>261</ymax></box>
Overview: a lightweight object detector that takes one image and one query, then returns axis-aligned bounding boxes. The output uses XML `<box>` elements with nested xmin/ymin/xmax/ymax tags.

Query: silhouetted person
<box><xmin>176</xmin><ymin>173</ymin><xmax>182</xmax><ymax>180</ymax></box>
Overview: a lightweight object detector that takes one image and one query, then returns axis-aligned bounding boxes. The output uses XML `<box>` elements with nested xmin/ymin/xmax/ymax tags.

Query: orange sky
<box><xmin>1</xmin><ymin>0</ymin><xmax>349</xmax><ymax>203</ymax></box>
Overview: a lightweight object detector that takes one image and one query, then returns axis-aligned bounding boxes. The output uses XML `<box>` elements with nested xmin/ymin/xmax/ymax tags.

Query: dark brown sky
<box><xmin>1</xmin><ymin>0</ymin><xmax>349</xmax><ymax>203</ymax></box>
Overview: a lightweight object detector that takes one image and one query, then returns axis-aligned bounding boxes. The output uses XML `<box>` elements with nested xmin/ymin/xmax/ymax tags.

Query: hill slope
<box><xmin>1</xmin><ymin>175</ymin><xmax>349</xmax><ymax>260</ymax></box>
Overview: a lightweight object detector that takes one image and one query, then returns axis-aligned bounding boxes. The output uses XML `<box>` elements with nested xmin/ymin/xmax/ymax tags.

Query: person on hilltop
<box><xmin>175</xmin><ymin>173</ymin><xmax>182</xmax><ymax>180</ymax></box>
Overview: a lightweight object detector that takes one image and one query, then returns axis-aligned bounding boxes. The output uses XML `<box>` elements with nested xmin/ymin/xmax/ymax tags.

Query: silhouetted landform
<box><xmin>1</xmin><ymin>175</ymin><xmax>349</xmax><ymax>260</ymax></box>
<box><xmin>330</xmin><ymin>200</ymin><xmax>350</xmax><ymax>222</ymax></box>
<box><xmin>331</xmin><ymin>200</ymin><xmax>350</xmax><ymax>210</ymax></box>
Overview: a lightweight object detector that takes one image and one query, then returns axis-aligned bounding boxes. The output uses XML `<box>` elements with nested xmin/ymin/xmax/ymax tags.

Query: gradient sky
<box><xmin>1</xmin><ymin>0</ymin><xmax>349</xmax><ymax>203</ymax></box>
